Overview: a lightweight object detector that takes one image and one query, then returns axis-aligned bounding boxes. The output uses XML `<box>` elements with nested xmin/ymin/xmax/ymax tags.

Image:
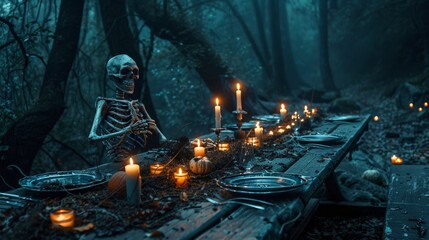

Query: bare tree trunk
<box><xmin>269</xmin><ymin>0</ymin><xmax>289</xmax><ymax>94</ymax></box>
<box><xmin>131</xmin><ymin>0</ymin><xmax>268</xmax><ymax>115</ymax></box>
<box><xmin>252</xmin><ymin>0</ymin><xmax>271</xmax><ymax>68</ymax></box>
<box><xmin>98</xmin><ymin>0</ymin><xmax>161</xmax><ymax>129</ymax></box>
<box><xmin>0</xmin><ymin>0</ymin><xmax>84</xmax><ymax>190</ymax></box>
<box><xmin>319</xmin><ymin>0</ymin><xmax>338</xmax><ymax>92</ymax></box>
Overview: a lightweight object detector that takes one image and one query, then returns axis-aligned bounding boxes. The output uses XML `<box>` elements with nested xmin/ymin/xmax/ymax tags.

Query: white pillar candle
<box><xmin>236</xmin><ymin>83</ymin><xmax>242</xmax><ymax>111</ymax></box>
<box><xmin>280</xmin><ymin>103</ymin><xmax>287</xmax><ymax>121</ymax></box>
<box><xmin>254</xmin><ymin>121</ymin><xmax>263</xmax><ymax>141</ymax></box>
<box><xmin>125</xmin><ymin>158</ymin><xmax>141</xmax><ymax>205</ymax></box>
<box><xmin>194</xmin><ymin>139</ymin><xmax>205</xmax><ymax>157</ymax></box>
<box><xmin>215</xmin><ymin>98</ymin><xmax>221</xmax><ymax>128</ymax></box>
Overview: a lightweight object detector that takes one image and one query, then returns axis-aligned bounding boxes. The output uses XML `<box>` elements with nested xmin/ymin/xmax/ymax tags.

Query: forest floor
<box><xmin>300</xmin><ymin>79</ymin><xmax>429</xmax><ymax>239</ymax></box>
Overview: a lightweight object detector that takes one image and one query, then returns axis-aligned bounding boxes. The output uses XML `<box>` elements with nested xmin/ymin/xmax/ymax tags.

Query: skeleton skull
<box><xmin>106</xmin><ymin>54</ymin><xmax>139</xmax><ymax>94</ymax></box>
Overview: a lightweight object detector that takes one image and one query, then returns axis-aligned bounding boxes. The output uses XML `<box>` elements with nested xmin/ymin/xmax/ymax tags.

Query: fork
<box><xmin>206</xmin><ymin>197</ymin><xmax>265</xmax><ymax>210</ymax></box>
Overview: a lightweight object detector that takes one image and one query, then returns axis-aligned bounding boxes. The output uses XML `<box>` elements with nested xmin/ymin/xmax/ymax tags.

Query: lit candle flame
<box><xmin>129</xmin><ymin>158</ymin><xmax>134</xmax><ymax>165</ymax></box>
<box><xmin>178</xmin><ymin>168</ymin><xmax>182</xmax><ymax>174</ymax></box>
<box><xmin>409</xmin><ymin>103</ymin><xmax>414</xmax><ymax>108</ymax></box>
<box><xmin>304</xmin><ymin>105</ymin><xmax>308</xmax><ymax>111</ymax></box>
<box><xmin>216</xmin><ymin>98</ymin><xmax>219</xmax><ymax>106</ymax></box>
<box><xmin>269</xmin><ymin>131</ymin><xmax>274</xmax><ymax>135</ymax></box>
<box><xmin>425</xmin><ymin>102</ymin><xmax>428</xmax><ymax>107</ymax></box>
<box><xmin>197</xmin><ymin>139</ymin><xmax>200</xmax><ymax>147</ymax></box>
<box><xmin>418</xmin><ymin>107</ymin><xmax>423</xmax><ymax>112</ymax></box>
<box><xmin>256</xmin><ymin>121</ymin><xmax>260</xmax><ymax>128</ymax></box>
<box><xmin>236</xmin><ymin>83</ymin><xmax>240</xmax><ymax>90</ymax></box>
<box><xmin>281</xmin><ymin>104</ymin><xmax>285</xmax><ymax>110</ymax></box>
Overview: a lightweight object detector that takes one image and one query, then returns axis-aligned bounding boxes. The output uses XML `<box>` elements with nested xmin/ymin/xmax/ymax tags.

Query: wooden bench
<box><xmin>385</xmin><ymin>165</ymin><xmax>429</xmax><ymax>240</ymax></box>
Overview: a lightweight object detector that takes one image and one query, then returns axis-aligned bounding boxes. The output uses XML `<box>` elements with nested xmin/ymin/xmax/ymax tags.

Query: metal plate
<box><xmin>326</xmin><ymin>115</ymin><xmax>361</xmax><ymax>122</ymax></box>
<box><xmin>19</xmin><ymin>170</ymin><xmax>107</xmax><ymax>193</ymax></box>
<box><xmin>217</xmin><ymin>172</ymin><xmax>308</xmax><ymax>192</ymax></box>
<box><xmin>252</xmin><ymin>114</ymin><xmax>281</xmax><ymax>123</ymax></box>
<box><xmin>296</xmin><ymin>134</ymin><xmax>343</xmax><ymax>144</ymax></box>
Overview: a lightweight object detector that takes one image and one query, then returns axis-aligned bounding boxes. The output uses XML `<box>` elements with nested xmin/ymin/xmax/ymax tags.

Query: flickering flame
<box><xmin>236</xmin><ymin>83</ymin><xmax>240</xmax><ymax>90</ymax></box>
<box><xmin>286</xmin><ymin>125</ymin><xmax>291</xmax><ymax>129</ymax></box>
<box><xmin>373</xmin><ymin>116</ymin><xmax>379</xmax><ymax>121</ymax></box>
<box><xmin>129</xmin><ymin>158</ymin><xmax>134</xmax><ymax>165</ymax></box>
<box><xmin>215</xmin><ymin>98</ymin><xmax>219</xmax><ymax>106</ymax></box>
<box><xmin>304</xmin><ymin>105</ymin><xmax>308</xmax><ymax>111</ymax></box>
<box><xmin>418</xmin><ymin>107</ymin><xmax>423</xmax><ymax>112</ymax></box>
<box><xmin>425</xmin><ymin>102</ymin><xmax>428</xmax><ymax>107</ymax></box>
<box><xmin>391</xmin><ymin>155</ymin><xmax>397</xmax><ymax>161</ymax></box>
<box><xmin>269</xmin><ymin>131</ymin><xmax>274</xmax><ymax>135</ymax></box>
<box><xmin>178</xmin><ymin>168</ymin><xmax>183</xmax><ymax>174</ymax></box>
<box><xmin>256</xmin><ymin>121</ymin><xmax>260</xmax><ymax>128</ymax></box>
<box><xmin>281</xmin><ymin>104</ymin><xmax>285</xmax><ymax>110</ymax></box>
<box><xmin>409</xmin><ymin>103</ymin><xmax>414</xmax><ymax>108</ymax></box>
<box><xmin>197</xmin><ymin>139</ymin><xmax>200</xmax><ymax>147</ymax></box>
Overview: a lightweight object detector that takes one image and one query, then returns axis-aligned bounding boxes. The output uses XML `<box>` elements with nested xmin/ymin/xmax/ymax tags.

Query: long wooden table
<box><xmin>7</xmin><ymin>115</ymin><xmax>370</xmax><ymax>239</ymax></box>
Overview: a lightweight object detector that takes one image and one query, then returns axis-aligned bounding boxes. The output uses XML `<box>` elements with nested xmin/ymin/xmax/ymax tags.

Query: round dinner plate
<box><xmin>19</xmin><ymin>170</ymin><xmax>107</xmax><ymax>193</ymax></box>
<box><xmin>326</xmin><ymin>115</ymin><xmax>361</xmax><ymax>122</ymax></box>
<box><xmin>296</xmin><ymin>134</ymin><xmax>343</xmax><ymax>144</ymax></box>
<box><xmin>217</xmin><ymin>172</ymin><xmax>308</xmax><ymax>192</ymax></box>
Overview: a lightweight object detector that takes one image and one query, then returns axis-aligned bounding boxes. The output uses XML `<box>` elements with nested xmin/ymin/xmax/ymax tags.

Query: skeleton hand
<box><xmin>130</xmin><ymin>119</ymin><xmax>155</xmax><ymax>135</ymax></box>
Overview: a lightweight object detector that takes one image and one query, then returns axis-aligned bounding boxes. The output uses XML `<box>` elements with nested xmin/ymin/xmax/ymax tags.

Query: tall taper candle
<box><xmin>125</xmin><ymin>158</ymin><xmax>141</xmax><ymax>206</ymax></box>
<box><xmin>215</xmin><ymin>98</ymin><xmax>221</xmax><ymax>128</ymax></box>
<box><xmin>236</xmin><ymin>83</ymin><xmax>242</xmax><ymax>111</ymax></box>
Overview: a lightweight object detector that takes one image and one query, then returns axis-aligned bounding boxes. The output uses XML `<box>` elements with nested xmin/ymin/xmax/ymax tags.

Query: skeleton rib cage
<box><xmin>98</xmin><ymin>97</ymin><xmax>147</xmax><ymax>162</ymax></box>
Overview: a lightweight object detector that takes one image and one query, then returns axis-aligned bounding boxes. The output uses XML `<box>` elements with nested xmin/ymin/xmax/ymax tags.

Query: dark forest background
<box><xmin>1</xmin><ymin>0</ymin><xmax>429</xmax><ymax>189</ymax></box>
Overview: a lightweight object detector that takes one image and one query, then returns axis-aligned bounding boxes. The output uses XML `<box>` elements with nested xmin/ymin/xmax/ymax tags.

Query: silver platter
<box><xmin>217</xmin><ymin>172</ymin><xmax>308</xmax><ymax>194</ymax></box>
<box><xmin>19</xmin><ymin>170</ymin><xmax>107</xmax><ymax>193</ymax></box>
<box><xmin>252</xmin><ymin>114</ymin><xmax>281</xmax><ymax>123</ymax></box>
<box><xmin>326</xmin><ymin>115</ymin><xmax>361</xmax><ymax>122</ymax></box>
<box><xmin>296</xmin><ymin>134</ymin><xmax>343</xmax><ymax>144</ymax></box>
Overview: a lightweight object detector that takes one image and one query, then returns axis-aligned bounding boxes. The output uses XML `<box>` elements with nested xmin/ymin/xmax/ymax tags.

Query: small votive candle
<box><xmin>409</xmin><ymin>103</ymin><xmax>414</xmax><ymax>108</ymax></box>
<box><xmin>425</xmin><ymin>102</ymin><xmax>428</xmax><ymax>107</ymax></box>
<box><xmin>150</xmin><ymin>163</ymin><xmax>164</xmax><ymax>175</ymax></box>
<box><xmin>391</xmin><ymin>155</ymin><xmax>403</xmax><ymax>165</ymax></box>
<box><xmin>268</xmin><ymin>131</ymin><xmax>274</xmax><ymax>136</ymax></box>
<box><xmin>174</xmin><ymin>167</ymin><xmax>188</xmax><ymax>187</ymax></box>
<box><xmin>50</xmin><ymin>208</ymin><xmax>75</xmax><ymax>228</ymax></box>
<box><xmin>418</xmin><ymin>107</ymin><xmax>423</xmax><ymax>112</ymax></box>
<box><xmin>373</xmin><ymin>116</ymin><xmax>379</xmax><ymax>122</ymax></box>
<box><xmin>278</xmin><ymin>128</ymin><xmax>285</xmax><ymax>133</ymax></box>
<box><xmin>218</xmin><ymin>143</ymin><xmax>230</xmax><ymax>151</ymax></box>
<box><xmin>194</xmin><ymin>139</ymin><xmax>205</xmax><ymax>157</ymax></box>
<box><xmin>286</xmin><ymin>125</ymin><xmax>291</xmax><ymax>129</ymax></box>
<box><xmin>246</xmin><ymin>137</ymin><xmax>260</xmax><ymax>147</ymax></box>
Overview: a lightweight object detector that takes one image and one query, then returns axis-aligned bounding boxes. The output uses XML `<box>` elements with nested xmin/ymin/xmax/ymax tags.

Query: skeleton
<box><xmin>88</xmin><ymin>54</ymin><xmax>166</xmax><ymax>162</ymax></box>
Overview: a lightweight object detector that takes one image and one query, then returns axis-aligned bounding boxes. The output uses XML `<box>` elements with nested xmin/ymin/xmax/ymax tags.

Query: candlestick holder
<box><xmin>211</xmin><ymin>127</ymin><xmax>225</xmax><ymax>147</ymax></box>
<box><xmin>232</xmin><ymin>110</ymin><xmax>247</xmax><ymax>140</ymax></box>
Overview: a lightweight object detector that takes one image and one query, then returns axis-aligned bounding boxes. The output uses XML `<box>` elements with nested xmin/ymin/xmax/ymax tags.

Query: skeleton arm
<box><xmin>139</xmin><ymin>103</ymin><xmax>167</xmax><ymax>143</ymax></box>
<box><xmin>88</xmin><ymin>99</ymin><xmax>130</xmax><ymax>142</ymax></box>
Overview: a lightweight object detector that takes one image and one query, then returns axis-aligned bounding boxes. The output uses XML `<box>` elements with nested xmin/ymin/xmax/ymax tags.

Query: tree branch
<box><xmin>0</xmin><ymin>17</ymin><xmax>29</xmax><ymax>68</ymax></box>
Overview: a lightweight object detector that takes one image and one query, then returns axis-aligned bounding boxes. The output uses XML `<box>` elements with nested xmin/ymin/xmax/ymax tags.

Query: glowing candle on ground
<box><xmin>268</xmin><ymin>131</ymin><xmax>274</xmax><ymax>136</ymax></box>
<box><xmin>254</xmin><ymin>121</ymin><xmax>263</xmax><ymax>141</ymax></box>
<box><xmin>214</xmin><ymin>98</ymin><xmax>221</xmax><ymax>128</ymax></box>
<box><xmin>391</xmin><ymin>155</ymin><xmax>403</xmax><ymax>165</ymax></box>
<box><xmin>218</xmin><ymin>143</ymin><xmax>230</xmax><ymax>151</ymax></box>
<box><xmin>194</xmin><ymin>139</ymin><xmax>205</xmax><ymax>157</ymax></box>
<box><xmin>174</xmin><ymin>167</ymin><xmax>188</xmax><ymax>187</ymax></box>
<box><xmin>125</xmin><ymin>158</ymin><xmax>141</xmax><ymax>205</ymax></box>
<box><xmin>373</xmin><ymin>116</ymin><xmax>379</xmax><ymax>122</ymax></box>
<box><xmin>150</xmin><ymin>163</ymin><xmax>164</xmax><ymax>175</ymax></box>
<box><xmin>236</xmin><ymin>83</ymin><xmax>242</xmax><ymax>111</ymax></box>
<box><xmin>409</xmin><ymin>103</ymin><xmax>414</xmax><ymax>108</ymax></box>
<box><xmin>418</xmin><ymin>107</ymin><xmax>423</xmax><ymax>112</ymax></box>
<box><xmin>278</xmin><ymin>128</ymin><xmax>285</xmax><ymax>133</ymax></box>
<box><xmin>280</xmin><ymin>104</ymin><xmax>287</xmax><ymax>121</ymax></box>
<box><xmin>50</xmin><ymin>208</ymin><xmax>75</xmax><ymax>228</ymax></box>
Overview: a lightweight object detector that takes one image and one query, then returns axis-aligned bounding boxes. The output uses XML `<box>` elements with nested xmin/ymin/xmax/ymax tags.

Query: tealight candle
<box><xmin>409</xmin><ymin>103</ymin><xmax>414</xmax><ymax>108</ymax></box>
<box><xmin>50</xmin><ymin>208</ymin><xmax>75</xmax><ymax>228</ymax></box>
<box><xmin>214</xmin><ymin>98</ymin><xmax>221</xmax><ymax>128</ymax></box>
<box><xmin>218</xmin><ymin>143</ymin><xmax>230</xmax><ymax>151</ymax></box>
<box><xmin>280</xmin><ymin>104</ymin><xmax>287</xmax><ymax>121</ymax></box>
<box><xmin>236</xmin><ymin>83</ymin><xmax>242</xmax><ymax>111</ymax></box>
<box><xmin>373</xmin><ymin>116</ymin><xmax>379</xmax><ymax>122</ymax></box>
<box><xmin>174</xmin><ymin>167</ymin><xmax>188</xmax><ymax>187</ymax></box>
<box><xmin>286</xmin><ymin>125</ymin><xmax>291</xmax><ymax>129</ymax></box>
<box><xmin>125</xmin><ymin>158</ymin><xmax>141</xmax><ymax>205</ymax></box>
<box><xmin>246</xmin><ymin>137</ymin><xmax>260</xmax><ymax>147</ymax></box>
<box><xmin>278</xmin><ymin>128</ymin><xmax>285</xmax><ymax>133</ymax></box>
<box><xmin>391</xmin><ymin>155</ymin><xmax>403</xmax><ymax>165</ymax></box>
<box><xmin>194</xmin><ymin>139</ymin><xmax>205</xmax><ymax>157</ymax></box>
<box><xmin>418</xmin><ymin>107</ymin><xmax>423</xmax><ymax>112</ymax></box>
<box><xmin>268</xmin><ymin>131</ymin><xmax>274</xmax><ymax>136</ymax></box>
<box><xmin>425</xmin><ymin>102</ymin><xmax>428</xmax><ymax>107</ymax></box>
<box><xmin>254</xmin><ymin>121</ymin><xmax>263</xmax><ymax>141</ymax></box>
<box><xmin>150</xmin><ymin>163</ymin><xmax>164</xmax><ymax>175</ymax></box>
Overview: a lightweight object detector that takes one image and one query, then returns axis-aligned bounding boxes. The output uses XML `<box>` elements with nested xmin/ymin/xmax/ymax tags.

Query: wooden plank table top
<box><xmin>5</xmin><ymin>115</ymin><xmax>371</xmax><ymax>239</ymax></box>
